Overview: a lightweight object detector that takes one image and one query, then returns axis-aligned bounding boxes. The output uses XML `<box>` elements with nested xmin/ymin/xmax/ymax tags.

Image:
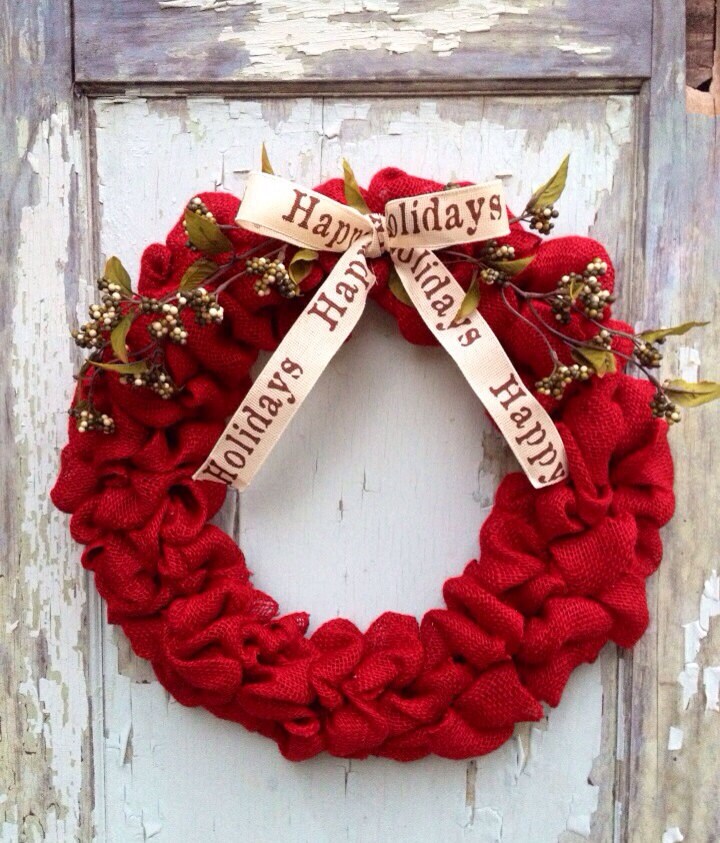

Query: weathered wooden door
<box><xmin>3</xmin><ymin>1</ymin><xmax>719</xmax><ymax>840</ymax></box>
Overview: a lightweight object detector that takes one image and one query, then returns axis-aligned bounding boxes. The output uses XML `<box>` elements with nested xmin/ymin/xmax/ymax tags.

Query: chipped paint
<box><xmin>703</xmin><ymin>666</ymin><xmax>720</xmax><ymax>711</ymax></box>
<box><xmin>5</xmin><ymin>103</ymin><xmax>92</xmax><ymax>839</ymax></box>
<box><xmin>678</xmin><ymin>344</ymin><xmax>702</xmax><ymax>381</ymax></box>
<box><xmin>677</xmin><ymin>571</ymin><xmax>720</xmax><ymax>709</ymax></box>
<box><xmin>678</xmin><ymin>663</ymin><xmax>700</xmax><ymax>710</ymax></box>
<box><xmin>662</xmin><ymin>828</ymin><xmax>684</xmax><ymax>843</ymax></box>
<box><xmin>469</xmin><ymin>666</ymin><xmax>602</xmax><ymax>841</ymax></box>
<box><xmin>157</xmin><ymin>0</ymin><xmax>530</xmax><ymax>77</ymax></box>
<box><xmin>667</xmin><ymin>726</ymin><xmax>684</xmax><ymax>751</ymax></box>
<box><xmin>554</xmin><ymin>41</ymin><xmax>609</xmax><ymax>57</ymax></box>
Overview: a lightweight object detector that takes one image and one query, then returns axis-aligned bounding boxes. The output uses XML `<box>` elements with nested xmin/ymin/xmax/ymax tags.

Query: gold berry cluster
<box><xmin>246</xmin><ymin>256</ymin><xmax>300</xmax><ymax>299</ymax></box>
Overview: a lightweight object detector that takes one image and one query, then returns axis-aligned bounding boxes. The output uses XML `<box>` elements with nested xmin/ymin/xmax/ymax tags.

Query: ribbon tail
<box><xmin>391</xmin><ymin>249</ymin><xmax>568</xmax><ymax>489</ymax></box>
<box><xmin>193</xmin><ymin>242</ymin><xmax>374</xmax><ymax>490</ymax></box>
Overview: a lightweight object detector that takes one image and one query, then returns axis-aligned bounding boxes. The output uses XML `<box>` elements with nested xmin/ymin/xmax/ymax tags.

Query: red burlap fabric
<box><xmin>51</xmin><ymin>168</ymin><xmax>675</xmax><ymax>761</ymax></box>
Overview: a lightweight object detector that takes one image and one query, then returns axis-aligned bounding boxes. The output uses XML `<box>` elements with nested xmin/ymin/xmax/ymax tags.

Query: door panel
<box><xmin>73</xmin><ymin>0</ymin><xmax>653</xmax><ymax>84</ymax></box>
<box><xmin>92</xmin><ymin>93</ymin><xmax>636</xmax><ymax>842</ymax></box>
<box><xmin>5</xmin><ymin>1</ymin><xmax>719</xmax><ymax>840</ymax></box>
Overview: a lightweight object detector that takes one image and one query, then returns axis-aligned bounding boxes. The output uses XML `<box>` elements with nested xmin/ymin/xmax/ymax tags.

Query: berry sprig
<box><xmin>68</xmin><ymin>185</ymin><xmax>312</xmax><ymax>434</ymax></box>
<box><xmin>509</xmin><ymin>153</ymin><xmax>569</xmax><ymax>235</ymax></box>
<box><xmin>246</xmin><ymin>256</ymin><xmax>300</xmax><ymax>298</ymax></box>
<box><xmin>69</xmin><ymin>150</ymin><xmax>719</xmax><ymax>435</ymax></box>
<box><xmin>438</xmin><ymin>155</ymin><xmax>720</xmax><ymax>424</ymax></box>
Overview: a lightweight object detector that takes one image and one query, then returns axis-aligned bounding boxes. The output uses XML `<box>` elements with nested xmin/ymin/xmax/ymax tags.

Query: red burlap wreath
<box><xmin>52</xmin><ymin>168</ymin><xmax>675</xmax><ymax>761</ymax></box>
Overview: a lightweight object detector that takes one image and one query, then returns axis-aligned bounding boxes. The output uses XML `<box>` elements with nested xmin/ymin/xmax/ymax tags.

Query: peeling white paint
<box><xmin>678</xmin><ymin>663</ymin><xmax>700</xmax><ymax>710</ymax></box>
<box><xmin>703</xmin><ymin>666</ymin><xmax>720</xmax><ymax>711</ymax></box>
<box><xmin>555</xmin><ymin>40</ymin><xmax>609</xmax><ymax>57</ymax></box>
<box><xmin>8</xmin><ymin>104</ymin><xmax>90</xmax><ymax>840</ymax></box>
<box><xmin>662</xmin><ymin>827</ymin><xmax>684</xmax><ymax>843</ymax></box>
<box><xmin>678</xmin><ymin>345</ymin><xmax>702</xmax><ymax>381</ymax></box>
<box><xmin>699</xmin><ymin>570</ymin><xmax>720</xmax><ymax>630</ymax></box>
<box><xmin>683</xmin><ymin>619</ymin><xmax>704</xmax><ymax>663</ymax></box>
<box><xmin>469</xmin><ymin>666</ymin><xmax>602</xmax><ymax>843</ymax></box>
<box><xmin>667</xmin><ymin>726</ymin><xmax>684</xmax><ymax>751</ymax></box>
<box><xmin>566</xmin><ymin>806</ymin><xmax>592</xmax><ymax>837</ymax></box>
<box><xmin>678</xmin><ymin>570</ymin><xmax>720</xmax><ymax>709</ymax></box>
<box><xmin>158</xmin><ymin>0</ymin><xmax>533</xmax><ymax>77</ymax></box>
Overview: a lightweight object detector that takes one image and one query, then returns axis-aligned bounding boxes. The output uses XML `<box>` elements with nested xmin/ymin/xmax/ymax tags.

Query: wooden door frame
<box><xmin>3</xmin><ymin>1</ymin><xmax>717</xmax><ymax>840</ymax></box>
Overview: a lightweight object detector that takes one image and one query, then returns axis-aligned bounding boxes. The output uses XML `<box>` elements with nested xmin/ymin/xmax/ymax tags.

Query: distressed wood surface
<box><xmin>89</xmin><ymin>94</ymin><xmax>638</xmax><ymax>842</ymax></box>
<box><xmin>0</xmin><ymin>1</ymin><xmax>95</xmax><ymax>841</ymax></box>
<box><xmin>73</xmin><ymin>0</ymin><xmax>653</xmax><ymax>85</ymax></box>
<box><xmin>685</xmin><ymin>0</ymin><xmax>717</xmax><ymax>88</ymax></box>
<box><xmin>5</xmin><ymin>2</ymin><xmax>720</xmax><ymax>840</ymax></box>
<box><xmin>624</xmin><ymin>1</ymin><xmax>720</xmax><ymax>841</ymax></box>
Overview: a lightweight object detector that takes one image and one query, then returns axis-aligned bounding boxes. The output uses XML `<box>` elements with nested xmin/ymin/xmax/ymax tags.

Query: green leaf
<box><xmin>452</xmin><ymin>274</ymin><xmax>481</xmax><ymax>324</ymax></box>
<box><xmin>179</xmin><ymin>258</ymin><xmax>219</xmax><ymax>292</ymax></box>
<box><xmin>528</xmin><ymin>154</ymin><xmax>570</xmax><ymax>211</ymax></box>
<box><xmin>261</xmin><ymin>143</ymin><xmax>274</xmax><ymax>175</ymax></box>
<box><xmin>110</xmin><ymin>314</ymin><xmax>134</xmax><ymax>363</ymax></box>
<box><xmin>568</xmin><ymin>276</ymin><xmax>585</xmax><ymax>300</ymax></box>
<box><xmin>488</xmin><ymin>255</ymin><xmax>535</xmax><ymax>277</ymax></box>
<box><xmin>104</xmin><ymin>256</ymin><xmax>132</xmax><ymax>294</ymax></box>
<box><xmin>664</xmin><ymin>379</ymin><xmax>720</xmax><ymax>408</ymax></box>
<box><xmin>89</xmin><ymin>359</ymin><xmax>148</xmax><ymax>375</ymax></box>
<box><xmin>288</xmin><ymin>248</ymin><xmax>318</xmax><ymax>285</ymax></box>
<box><xmin>342</xmin><ymin>159</ymin><xmax>370</xmax><ymax>214</ymax></box>
<box><xmin>572</xmin><ymin>345</ymin><xmax>617</xmax><ymax>377</ymax></box>
<box><xmin>184</xmin><ymin>209</ymin><xmax>233</xmax><ymax>255</ymax></box>
<box><xmin>639</xmin><ymin>321</ymin><xmax>709</xmax><ymax>344</ymax></box>
<box><xmin>387</xmin><ymin>267</ymin><xmax>414</xmax><ymax>307</ymax></box>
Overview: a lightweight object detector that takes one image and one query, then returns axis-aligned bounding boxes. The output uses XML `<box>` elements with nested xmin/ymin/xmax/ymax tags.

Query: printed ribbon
<box><xmin>193</xmin><ymin>172</ymin><xmax>568</xmax><ymax>491</ymax></box>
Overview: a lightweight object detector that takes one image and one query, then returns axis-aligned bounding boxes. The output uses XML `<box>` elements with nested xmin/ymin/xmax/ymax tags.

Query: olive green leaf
<box><xmin>261</xmin><ymin>143</ymin><xmax>274</xmax><ymax>175</ymax></box>
<box><xmin>110</xmin><ymin>314</ymin><xmax>134</xmax><ymax>363</ymax></box>
<box><xmin>528</xmin><ymin>154</ymin><xmax>570</xmax><ymax>211</ymax></box>
<box><xmin>179</xmin><ymin>258</ymin><xmax>219</xmax><ymax>292</ymax></box>
<box><xmin>342</xmin><ymin>159</ymin><xmax>370</xmax><ymax>214</ymax></box>
<box><xmin>568</xmin><ymin>276</ymin><xmax>585</xmax><ymax>300</ymax></box>
<box><xmin>488</xmin><ymin>255</ymin><xmax>535</xmax><ymax>276</ymax></box>
<box><xmin>663</xmin><ymin>379</ymin><xmax>720</xmax><ymax>408</ymax></box>
<box><xmin>387</xmin><ymin>266</ymin><xmax>414</xmax><ymax>307</ymax></box>
<box><xmin>288</xmin><ymin>248</ymin><xmax>318</xmax><ymax>284</ymax></box>
<box><xmin>639</xmin><ymin>321</ymin><xmax>709</xmax><ymax>344</ymax></box>
<box><xmin>184</xmin><ymin>210</ymin><xmax>233</xmax><ymax>255</ymax></box>
<box><xmin>104</xmin><ymin>256</ymin><xmax>132</xmax><ymax>294</ymax></box>
<box><xmin>572</xmin><ymin>345</ymin><xmax>617</xmax><ymax>377</ymax></box>
<box><xmin>452</xmin><ymin>272</ymin><xmax>481</xmax><ymax>324</ymax></box>
<box><xmin>89</xmin><ymin>359</ymin><xmax>148</xmax><ymax>375</ymax></box>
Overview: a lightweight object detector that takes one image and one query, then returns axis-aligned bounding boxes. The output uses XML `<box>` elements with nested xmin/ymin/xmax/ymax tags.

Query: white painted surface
<box><xmin>5</xmin><ymin>106</ymin><xmax>92</xmax><ymax>842</ymax></box>
<box><xmin>88</xmin><ymin>95</ymin><xmax>636</xmax><ymax>841</ymax></box>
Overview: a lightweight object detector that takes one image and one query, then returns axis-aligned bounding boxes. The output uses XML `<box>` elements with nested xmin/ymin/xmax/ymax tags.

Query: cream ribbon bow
<box><xmin>193</xmin><ymin>172</ymin><xmax>568</xmax><ymax>491</ymax></box>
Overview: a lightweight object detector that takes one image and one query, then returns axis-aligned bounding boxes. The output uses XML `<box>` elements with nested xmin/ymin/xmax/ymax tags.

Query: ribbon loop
<box><xmin>194</xmin><ymin>171</ymin><xmax>569</xmax><ymax>492</ymax></box>
<box><xmin>365</xmin><ymin>212</ymin><xmax>388</xmax><ymax>259</ymax></box>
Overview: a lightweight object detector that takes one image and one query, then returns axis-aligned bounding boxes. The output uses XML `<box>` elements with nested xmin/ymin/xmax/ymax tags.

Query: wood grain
<box><xmin>72</xmin><ymin>0</ymin><xmax>653</xmax><ymax>85</ymax></box>
<box><xmin>624</xmin><ymin>1</ymin><xmax>720</xmax><ymax>841</ymax></box>
<box><xmin>0</xmin><ymin>1</ymin><xmax>95</xmax><ymax>840</ymax></box>
<box><xmin>89</xmin><ymin>94</ymin><xmax>638</xmax><ymax>842</ymax></box>
<box><xmin>686</xmin><ymin>0</ymin><xmax>716</xmax><ymax>88</ymax></box>
<box><xmin>6</xmin><ymin>2</ymin><xmax>720</xmax><ymax>840</ymax></box>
